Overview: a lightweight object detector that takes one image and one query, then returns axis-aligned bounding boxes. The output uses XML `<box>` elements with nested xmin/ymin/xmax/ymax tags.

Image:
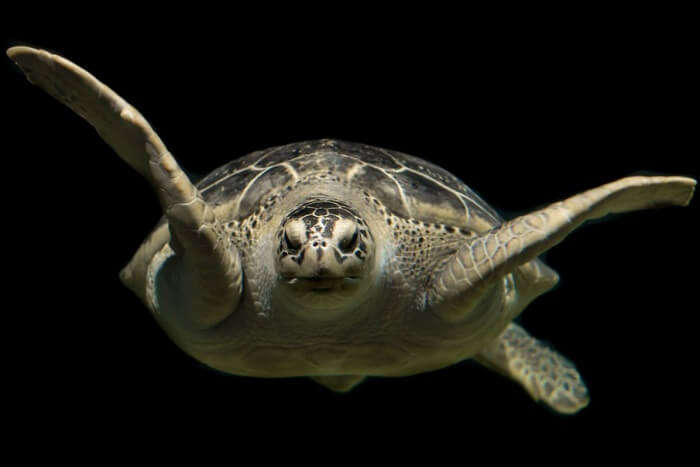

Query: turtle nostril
<box><xmin>339</xmin><ymin>228</ymin><xmax>359</xmax><ymax>253</ymax></box>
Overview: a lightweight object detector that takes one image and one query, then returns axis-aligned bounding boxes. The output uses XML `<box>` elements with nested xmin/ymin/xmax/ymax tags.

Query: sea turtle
<box><xmin>8</xmin><ymin>45</ymin><xmax>695</xmax><ymax>414</ymax></box>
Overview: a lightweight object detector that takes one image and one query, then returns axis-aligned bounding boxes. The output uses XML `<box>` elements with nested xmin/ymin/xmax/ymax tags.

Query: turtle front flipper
<box><xmin>475</xmin><ymin>323</ymin><xmax>589</xmax><ymax>414</ymax></box>
<box><xmin>429</xmin><ymin>175</ymin><xmax>696</xmax><ymax>322</ymax></box>
<box><xmin>8</xmin><ymin>46</ymin><xmax>242</xmax><ymax>328</ymax></box>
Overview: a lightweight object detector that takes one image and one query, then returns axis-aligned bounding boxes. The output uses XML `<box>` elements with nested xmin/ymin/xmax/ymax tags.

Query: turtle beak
<box><xmin>295</xmin><ymin>244</ymin><xmax>346</xmax><ymax>279</ymax></box>
<box><xmin>278</xmin><ymin>240</ymin><xmax>366</xmax><ymax>282</ymax></box>
<box><xmin>286</xmin><ymin>276</ymin><xmax>360</xmax><ymax>292</ymax></box>
<box><xmin>281</xmin><ymin>244</ymin><xmax>363</xmax><ymax>292</ymax></box>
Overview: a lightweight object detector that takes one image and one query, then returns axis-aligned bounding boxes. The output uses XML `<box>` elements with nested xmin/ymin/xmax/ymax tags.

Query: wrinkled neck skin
<box><xmin>415</xmin><ymin>277</ymin><xmax>516</xmax><ymax>357</ymax></box>
<box><xmin>270</xmin><ymin>265</ymin><xmax>384</xmax><ymax>321</ymax></box>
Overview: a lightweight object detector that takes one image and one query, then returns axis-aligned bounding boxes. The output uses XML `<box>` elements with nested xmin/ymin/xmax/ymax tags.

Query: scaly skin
<box><xmin>7</xmin><ymin>46</ymin><xmax>243</xmax><ymax>329</ymax></box>
<box><xmin>430</xmin><ymin>175</ymin><xmax>695</xmax><ymax>322</ymax></box>
<box><xmin>9</xmin><ymin>45</ymin><xmax>695</xmax><ymax>415</ymax></box>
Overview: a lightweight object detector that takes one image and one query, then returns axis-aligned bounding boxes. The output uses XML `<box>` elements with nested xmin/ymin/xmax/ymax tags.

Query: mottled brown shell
<box><xmin>196</xmin><ymin>139</ymin><xmax>503</xmax><ymax>233</ymax></box>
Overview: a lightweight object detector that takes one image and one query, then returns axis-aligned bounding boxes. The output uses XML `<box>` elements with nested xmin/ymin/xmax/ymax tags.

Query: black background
<box><xmin>2</xmin><ymin>12</ymin><xmax>697</xmax><ymax>453</ymax></box>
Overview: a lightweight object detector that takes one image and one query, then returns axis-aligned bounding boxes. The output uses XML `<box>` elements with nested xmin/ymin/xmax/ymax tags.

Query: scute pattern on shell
<box><xmin>195</xmin><ymin>139</ymin><xmax>504</xmax><ymax>229</ymax></box>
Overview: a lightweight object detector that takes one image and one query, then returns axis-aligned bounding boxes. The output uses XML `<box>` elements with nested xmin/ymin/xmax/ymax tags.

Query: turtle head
<box><xmin>275</xmin><ymin>199</ymin><xmax>375</xmax><ymax>302</ymax></box>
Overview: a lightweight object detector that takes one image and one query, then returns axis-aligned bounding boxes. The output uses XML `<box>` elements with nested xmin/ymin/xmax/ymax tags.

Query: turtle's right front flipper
<box><xmin>8</xmin><ymin>46</ymin><xmax>242</xmax><ymax>328</ymax></box>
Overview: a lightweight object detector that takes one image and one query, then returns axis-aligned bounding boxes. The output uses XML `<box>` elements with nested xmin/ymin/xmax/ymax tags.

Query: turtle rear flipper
<box><xmin>311</xmin><ymin>375</ymin><xmax>366</xmax><ymax>392</ymax></box>
<box><xmin>8</xmin><ymin>46</ymin><xmax>242</xmax><ymax>328</ymax></box>
<box><xmin>475</xmin><ymin>323</ymin><xmax>589</xmax><ymax>414</ymax></box>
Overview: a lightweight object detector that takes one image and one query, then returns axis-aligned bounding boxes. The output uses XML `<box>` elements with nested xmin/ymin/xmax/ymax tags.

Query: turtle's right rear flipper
<box><xmin>8</xmin><ymin>46</ymin><xmax>242</xmax><ymax>328</ymax></box>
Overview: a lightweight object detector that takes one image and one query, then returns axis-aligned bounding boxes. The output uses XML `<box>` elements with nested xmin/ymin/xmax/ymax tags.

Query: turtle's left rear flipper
<box><xmin>475</xmin><ymin>323</ymin><xmax>589</xmax><ymax>414</ymax></box>
<box><xmin>8</xmin><ymin>46</ymin><xmax>242</xmax><ymax>328</ymax></box>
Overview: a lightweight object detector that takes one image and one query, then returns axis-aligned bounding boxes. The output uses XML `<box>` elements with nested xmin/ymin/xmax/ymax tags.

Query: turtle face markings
<box><xmin>276</xmin><ymin>199</ymin><xmax>373</xmax><ymax>291</ymax></box>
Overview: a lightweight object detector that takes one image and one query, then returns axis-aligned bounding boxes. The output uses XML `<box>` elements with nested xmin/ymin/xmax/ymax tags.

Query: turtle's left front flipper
<box><xmin>430</xmin><ymin>175</ymin><xmax>695</xmax><ymax>321</ymax></box>
<box><xmin>8</xmin><ymin>46</ymin><xmax>242</xmax><ymax>328</ymax></box>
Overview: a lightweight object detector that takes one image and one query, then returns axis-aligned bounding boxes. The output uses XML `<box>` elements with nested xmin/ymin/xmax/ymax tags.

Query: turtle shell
<box><xmin>196</xmin><ymin>139</ymin><xmax>503</xmax><ymax>233</ymax></box>
<box><xmin>122</xmin><ymin>139</ymin><xmax>511</xmax><ymax>307</ymax></box>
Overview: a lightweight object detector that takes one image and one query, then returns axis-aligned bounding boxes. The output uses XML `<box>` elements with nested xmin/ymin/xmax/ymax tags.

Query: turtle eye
<box><xmin>339</xmin><ymin>228</ymin><xmax>359</xmax><ymax>253</ymax></box>
<box><xmin>284</xmin><ymin>230</ymin><xmax>301</xmax><ymax>251</ymax></box>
